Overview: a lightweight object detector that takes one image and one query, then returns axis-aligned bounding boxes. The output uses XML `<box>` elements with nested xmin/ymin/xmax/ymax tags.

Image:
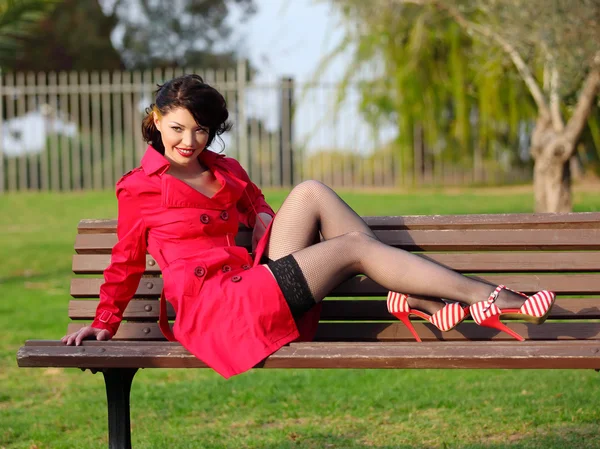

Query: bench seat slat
<box><xmin>70</xmin><ymin>274</ymin><xmax>600</xmax><ymax>297</ymax></box>
<box><xmin>17</xmin><ymin>340</ymin><xmax>600</xmax><ymax>370</ymax></box>
<box><xmin>66</xmin><ymin>322</ymin><xmax>600</xmax><ymax>342</ymax></box>
<box><xmin>74</xmin><ymin>229</ymin><xmax>600</xmax><ymax>253</ymax></box>
<box><xmin>77</xmin><ymin>213</ymin><xmax>600</xmax><ymax>234</ymax></box>
<box><xmin>68</xmin><ymin>298</ymin><xmax>600</xmax><ymax>321</ymax></box>
<box><xmin>72</xmin><ymin>252</ymin><xmax>600</xmax><ymax>274</ymax></box>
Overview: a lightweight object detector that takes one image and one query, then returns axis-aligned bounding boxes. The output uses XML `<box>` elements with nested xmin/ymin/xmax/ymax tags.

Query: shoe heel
<box><xmin>392</xmin><ymin>312</ymin><xmax>422</xmax><ymax>342</ymax></box>
<box><xmin>479</xmin><ymin>315</ymin><xmax>524</xmax><ymax>342</ymax></box>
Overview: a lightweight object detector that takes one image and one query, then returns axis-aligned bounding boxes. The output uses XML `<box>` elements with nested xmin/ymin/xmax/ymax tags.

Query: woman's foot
<box><xmin>405</xmin><ymin>295</ymin><xmax>446</xmax><ymax>315</ymax></box>
<box><xmin>387</xmin><ymin>292</ymin><xmax>469</xmax><ymax>341</ymax></box>
<box><xmin>454</xmin><ymin>284</ymin><xmax>530</xmax><ymax>309</ymax></box>
<box><xmin>469</xmin><ymin>285</ymin><xmax>556</xmax><ymax>341</ymax></box>
<box><xmin>492</xmin><ymin>289</ymin><xmax>531</xmax><ymax>309</ymax></box>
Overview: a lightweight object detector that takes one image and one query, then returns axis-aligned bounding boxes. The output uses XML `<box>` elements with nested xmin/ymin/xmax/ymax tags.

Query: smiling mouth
<box><xmin>175</xmin><ymin>147</ymin><xmax>195</xmax><ymax>158</ymax></box>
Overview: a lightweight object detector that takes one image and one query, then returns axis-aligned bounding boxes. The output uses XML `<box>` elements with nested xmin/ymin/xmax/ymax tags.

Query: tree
<box><xmin>328</xmin><ymin>0</ymin><xmax>600</xmax><ymax>212</ymax></box>
<box><xmin>321</xmin><ymin>1</ymin><xmax>538</xmax><ymax>188</ymax></box>
<box><xmin>0</xmin><ymin>0</ymin><xmax>59</xmax><ymax>69</ymax></box>
<box><xmin>100</xmin><ymin>0</ymin><xmax>256</xmax><ymax>70</ymax></box>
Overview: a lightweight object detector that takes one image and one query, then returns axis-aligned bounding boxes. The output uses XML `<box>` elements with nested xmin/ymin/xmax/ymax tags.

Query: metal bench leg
<box><xmin>102</xmin><ymin>368</ymin><xmax>138</xmax><ymax>449</ymax></box>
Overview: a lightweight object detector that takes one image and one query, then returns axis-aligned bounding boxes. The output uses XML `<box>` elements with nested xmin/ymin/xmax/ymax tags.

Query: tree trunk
<box><xmin>530</xmin><ymin>117</ymin><xmax>575</xmax><ymax>213</ymax></box>
<box><xmin>533</xmin><ymin>154</ymin><xmax>572</xmax><ymax>212</ymax></box>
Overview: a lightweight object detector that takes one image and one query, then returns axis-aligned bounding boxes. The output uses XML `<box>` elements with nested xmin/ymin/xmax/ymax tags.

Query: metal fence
<box><xmin>0</xmin><ymin>61</ymin><xmax>532</xmax><ymax>193</ymax></box>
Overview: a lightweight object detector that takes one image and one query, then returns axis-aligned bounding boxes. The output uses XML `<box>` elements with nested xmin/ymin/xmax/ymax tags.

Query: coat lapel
<box><xmin>161</xmin><ymin>153</ymin><xmax>247</xmax><ymax>210</ymax></box>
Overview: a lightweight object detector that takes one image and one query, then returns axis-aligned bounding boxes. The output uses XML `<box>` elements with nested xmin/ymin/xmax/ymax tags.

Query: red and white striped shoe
<box><xmin>469</xmin><ymin>285</ymin><xmax>556</xmax><ymax>341</ymax></box>
<box><xmin>387</xmin><ymin>291</ymin><xmax>469</xmax><ymax>342</ymax></box>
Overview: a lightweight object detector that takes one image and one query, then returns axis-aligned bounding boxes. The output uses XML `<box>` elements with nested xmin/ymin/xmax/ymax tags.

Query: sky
<box><xmin>239</xmin><ymin>0</ymin><xmax>347</xmax><ymax>82</ymax></box>
<box><xmin>232</xmin><ymin>0</ymin><xmax>393</xmax><ymax>153</ymax></box>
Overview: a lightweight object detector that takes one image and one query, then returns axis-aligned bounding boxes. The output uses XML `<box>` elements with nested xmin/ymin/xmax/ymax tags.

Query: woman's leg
<box><xmin>265</xmin><ymin>181</ymin><xmax>451</xmax><ymax>313</ymax></box>
<box><xmin>285</xmin><ymin>231</ymin><xmax>527</xmax><ymax>309</ymax></box>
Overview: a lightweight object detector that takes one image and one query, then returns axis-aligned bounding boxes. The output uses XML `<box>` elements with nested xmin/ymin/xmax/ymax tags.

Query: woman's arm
<box><xmin>63</xmin><ymin>185</ymin><xmax>148</xmax><ymax>344</ymax></box>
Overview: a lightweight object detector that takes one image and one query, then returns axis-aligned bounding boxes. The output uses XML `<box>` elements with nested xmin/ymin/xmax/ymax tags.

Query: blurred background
<box><xmin>1</xmin><ymin>0</ymin><xmax>598</xmax><ymax>207</ymax></box>
<box><xmin>2</xmin><ymin>2</ymin><xmax>600</xmax><ymax>448</ymax></box>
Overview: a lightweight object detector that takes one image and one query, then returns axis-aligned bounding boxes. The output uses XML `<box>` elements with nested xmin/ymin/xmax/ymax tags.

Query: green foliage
<box><xmin>319</xmin><ymin>1</ymin><xmax>538</xmax><ymax>182</ymax></box>
<box><xmin>0</xmin><ymin>0</ymin><xmax>58</xmax><ymax>68</ymax></box>
<box><xmin>4</xmin><ymin>0</ymin><xmax>123</xmax><ymax>71</ymax></box>
<box><xmin>105</xmin><ymin>0</ymin><xmax>256</xmax><ymax>70</ymax></box>
<box><xmin>0</xmin><ymin>0</ymin><xmax>257</xmax><ymax>72</ymax></box>
<box><xmin>470</xmin><ymin>0</ymin><xmax>600</xmax><ymax>97</ymax></box>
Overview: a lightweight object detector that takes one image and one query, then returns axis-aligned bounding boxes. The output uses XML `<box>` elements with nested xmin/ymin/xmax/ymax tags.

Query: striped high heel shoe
<box><xmin>387</xmin><ymin>291</ymin><xmax>469</xmax><ymax>342</ymax></box>
<box><xmin>469</xmin><ymin>285</ymin><xmax>556</xmax><ymax>341</ymax></box>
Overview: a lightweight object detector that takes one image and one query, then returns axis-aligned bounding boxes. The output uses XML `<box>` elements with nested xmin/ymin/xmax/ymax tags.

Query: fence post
<box><xmin>236</xmin><ymin>60</ymin><xmax>249</xmax><ymax>171</ymax></box>
<box><xmin>279</xmin><ymin>76</ymin><xmax>294</xmax><ymax>187</ymax></box>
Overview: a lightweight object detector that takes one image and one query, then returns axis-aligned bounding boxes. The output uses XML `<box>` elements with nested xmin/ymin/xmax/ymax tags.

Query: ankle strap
<box><xmin>482</xmin><ymin>285</ymin><xmax>505</xmax><ymax>313</ymax></box>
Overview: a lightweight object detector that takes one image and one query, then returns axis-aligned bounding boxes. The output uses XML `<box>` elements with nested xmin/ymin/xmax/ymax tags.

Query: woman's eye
<box><xmin>197</xmin><ymin>128</ymin><xmax>208</xmax><ymax>134</ymax></box>
<box><xmin>171</xmin><ymin>126</ymin><xmax>182</xmax><ymax>132</ymax></box>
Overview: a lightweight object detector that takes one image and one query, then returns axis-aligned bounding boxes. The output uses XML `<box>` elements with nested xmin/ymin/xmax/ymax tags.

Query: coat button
<box><xmin>231</xmin><ymin>275</ymin><xmax>242</xmax><ymax>282</ymax></box>
<box><xmin>200</xmin><ymin>214</ymin><xmax>210</xmax><ymax>224</ymax></box>
<box><xmin>242</xmin><ymin>264</ymin><xmax>250</xmax><ymax>270</ymax></box>
<box><xmin>220</xmin><ymin>210</ymin><xmax>229</xmax><ymax>221</ymax></box>
<box><xmin>194</xmin><ymin>267</ymin><xmax>205</xmax><ymax>277</ymax></box>
<box><xmin>222</xmin><ymin>264</ymin><xmax>231</xmax><ymax>273</ymax></box>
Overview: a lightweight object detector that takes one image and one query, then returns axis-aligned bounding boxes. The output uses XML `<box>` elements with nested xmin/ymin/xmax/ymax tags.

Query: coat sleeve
<box><xmin>92</xmin><ymin>185</ymin><xmax>148</xmax><ymax>336</ymax></box>
<box><xmin>229</xmin><ymin>159</ymin><xmax>275</xmax><ymax>228</ymax></box>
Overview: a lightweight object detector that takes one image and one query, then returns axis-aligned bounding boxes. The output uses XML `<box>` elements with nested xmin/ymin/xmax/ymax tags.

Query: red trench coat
<box><xmin>92</xmin><ymin>146</ymin><xmax>321</xmax><ymax>378</ymax></box>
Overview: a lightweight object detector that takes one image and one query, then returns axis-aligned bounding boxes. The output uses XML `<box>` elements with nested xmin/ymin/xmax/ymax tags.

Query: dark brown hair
<box><xmin>141</xmin><ymin>74</ymin><xmax>232</xmax><ymax>154</ymax></box>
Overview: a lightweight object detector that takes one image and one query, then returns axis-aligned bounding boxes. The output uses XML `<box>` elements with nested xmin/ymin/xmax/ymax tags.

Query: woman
<box><xmin>62</xmin><ymin>74</ymin><xmax>555</xmax><ymax>378</ymax></box>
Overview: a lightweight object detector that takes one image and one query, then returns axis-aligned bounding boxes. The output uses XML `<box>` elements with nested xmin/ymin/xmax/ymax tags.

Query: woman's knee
<box><xmin>336</xmin><ymin>231</ymin><xmax>375</xmax><ymax>271</ymax></box>
<box><xmin>343</xmin><ymin>230</ymin><xmax>374</xmax><ymax>241</ymax></box>
<box><xmin>340</xmin><ymin>231</ymin><xmax>376</xmax><ymax>251</ymax></box>
<box><xmin>289</xmin><ymin>180</ymin><xmax>331</xmax><ymax>201</ymax></box>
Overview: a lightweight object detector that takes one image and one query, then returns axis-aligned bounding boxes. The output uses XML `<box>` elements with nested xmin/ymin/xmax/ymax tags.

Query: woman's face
<box><xmin>154</xmin><ymin>107</ymin><xmax>210</xmax><ymax>167</ymax></box>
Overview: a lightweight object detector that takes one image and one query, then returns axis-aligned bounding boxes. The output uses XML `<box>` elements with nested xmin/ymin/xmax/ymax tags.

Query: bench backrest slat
<box><xmin>72</xmin><ymin>252</ymin><xmax>600</xmax><ymax>274</ymax></box>
<box><xmin>77</xmin><ymin>213</ymin><xmax>600</xmax><ymax>233</ymax></box>
<box><xmin>68</xmin><ymin>298</ymin><xmax>600</xmax><ymax>320</ymax></box>
<box><xmin>74</xmin><ymin>229</ymin><xmax>600</xmax><ymax>253</ymax></box>
<box><xmin>70</xmin><ymin>274</ymin><xmax>600</xmax><ymax>297</ymax></box>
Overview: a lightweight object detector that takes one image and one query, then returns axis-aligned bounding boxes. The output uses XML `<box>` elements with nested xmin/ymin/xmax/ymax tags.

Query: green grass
<box><xmin>2</xmin><ymin>185</ymin><xmax>600</xmax><ymax>449</ymax></box>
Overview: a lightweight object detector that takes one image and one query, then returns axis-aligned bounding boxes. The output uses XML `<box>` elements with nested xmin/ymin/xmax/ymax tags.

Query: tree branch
<box><xmin>550</xmin><ymin>64</ymin><xmax>565</xmax><ymax>132</ymax></box>
<box><xmin>392</xmin><ymin>0</ymin><xmax>551</xmax><ymax>117</ymax></box>
<box><xmin>563</xmin><ymin>66</ymin><xmax>600</xmax><ymax>146</ymax></box>
<box><xmin>539</xmin><ymin>39</ymin><xmax>565</xmax><ymax>132</ymax></box>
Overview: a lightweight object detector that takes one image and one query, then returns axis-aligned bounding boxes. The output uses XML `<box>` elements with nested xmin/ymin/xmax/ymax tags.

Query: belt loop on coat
<box><xmin>159</xmin><ymin>289</ymin><xmax>177</xmax><ymax>342</ymax></box>
<box><xmin>153</xmin><ymin>249</ymin><xmax>167</xmax><ymax>268</ymax></box>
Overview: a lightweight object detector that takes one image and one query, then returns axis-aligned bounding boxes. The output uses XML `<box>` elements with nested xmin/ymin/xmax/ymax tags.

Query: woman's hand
<box><xmin>252</xmin><ymin>213</ymin><xmax>273</xmax><ymax>252</ymax></box>
<box><xmin>61</xmin><ymin>326</ymin><xmax>112</xmax><ymax>346</ymax></box>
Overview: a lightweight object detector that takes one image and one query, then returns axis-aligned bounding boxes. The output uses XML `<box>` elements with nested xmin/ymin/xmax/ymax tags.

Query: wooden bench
<box><xmin>17</xmin><ymin>212</ymin><xmax>600</xmax><ymax>449</ymax></box>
